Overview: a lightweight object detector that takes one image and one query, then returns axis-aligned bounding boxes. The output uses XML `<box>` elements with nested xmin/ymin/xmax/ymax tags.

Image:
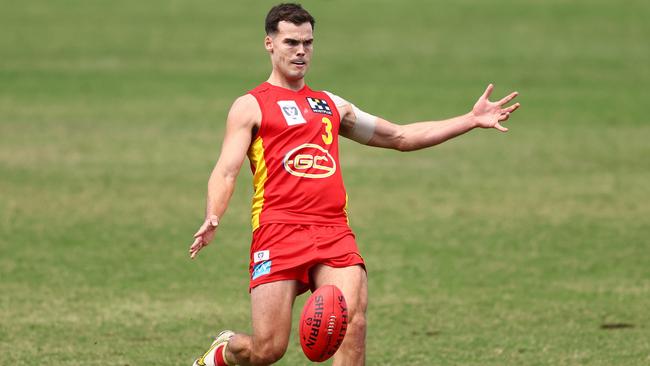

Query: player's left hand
<box><xmin>471</xmin><ymin>84</ymin><xmax>520</xmax><ymax>132</ymax></box>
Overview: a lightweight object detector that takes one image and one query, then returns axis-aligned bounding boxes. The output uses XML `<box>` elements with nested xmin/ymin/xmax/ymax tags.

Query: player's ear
<box><xmin>264</xmin><ymin>35</ymin><xmax>273</xmax><ymax>53</ymax></box>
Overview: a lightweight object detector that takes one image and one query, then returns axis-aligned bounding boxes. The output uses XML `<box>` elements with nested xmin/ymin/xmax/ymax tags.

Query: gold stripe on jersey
<box><xmin>344</xmin><ymin>193</ymin><xmax>349</xmax><ymax>224</ymax></box>
<box><xmin>248</xmin><ymin>136</ymin><xmax>268</xmax><ymax>231</ymax></box>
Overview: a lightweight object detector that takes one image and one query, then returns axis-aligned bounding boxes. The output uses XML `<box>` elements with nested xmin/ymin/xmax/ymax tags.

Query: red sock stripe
<box><xmin>214</xmin><ymin>344</ymin><xmax>228</xmax><ymax>366</ymax></box>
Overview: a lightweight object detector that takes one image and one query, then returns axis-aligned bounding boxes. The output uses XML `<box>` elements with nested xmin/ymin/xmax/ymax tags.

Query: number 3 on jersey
<box><xmin>321</xmin><ymin>117</ymin><xmax>333</xmax><ymax>145</ymax></box>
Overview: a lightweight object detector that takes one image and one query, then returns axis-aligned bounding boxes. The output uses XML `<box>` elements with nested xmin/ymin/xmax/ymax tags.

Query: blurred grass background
<box><xmin>1</xmin><ymin>0</ymin><xmax>649</xmax><ymax>364</ymax></box>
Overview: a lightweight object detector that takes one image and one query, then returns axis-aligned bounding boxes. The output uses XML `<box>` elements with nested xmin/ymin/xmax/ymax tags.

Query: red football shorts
<box><xmin>248</xmin><ymin>224</ymin><xmax>365</xmax><ymax>292</ymax></box>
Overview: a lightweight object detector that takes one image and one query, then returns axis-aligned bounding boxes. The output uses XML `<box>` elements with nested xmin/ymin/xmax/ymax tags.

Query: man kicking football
<box><xmin>188</xmin><ymin>3</ymin><xmax>520</xmax><ymax>365</ymax></box>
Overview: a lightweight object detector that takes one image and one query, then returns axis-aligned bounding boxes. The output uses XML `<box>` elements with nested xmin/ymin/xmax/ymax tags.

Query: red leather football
<box><xmin>299</xmin><ymin>285</ymin><xmax>348</xmax><ymax>362</ymax></box>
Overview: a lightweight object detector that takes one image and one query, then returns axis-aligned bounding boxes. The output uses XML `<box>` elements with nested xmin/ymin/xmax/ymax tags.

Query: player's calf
<box><xmin>248</xmin><ymin>343</ymin><xmax>287</xmax><ymax>365</ymax></box>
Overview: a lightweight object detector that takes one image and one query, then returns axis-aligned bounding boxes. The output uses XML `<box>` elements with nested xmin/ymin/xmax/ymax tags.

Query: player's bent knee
<box><xmin>350</xmin><ymin>311</ymin><xmax>367</xmax><ymax>330</ymax></box>
<box><xmin>347</xmin><ymin>300</ymin><xmax>368</xmax><ymax>333</ymax></box>
<box><xmin>338</xmin><ymin>314</ymin><xmax>366</xmax><ymax>358</ymax></box>
<box><xmin>346</xmin><ymin>312</ymin><xmax>367</xmax><ymax>342</ymax></box>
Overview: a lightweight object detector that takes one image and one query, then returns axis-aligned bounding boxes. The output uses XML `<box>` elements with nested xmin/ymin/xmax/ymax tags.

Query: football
<box><xmin>299</xmin><ymin>285</ymin><xmax>348</xmax><ymax>362</ymax></box>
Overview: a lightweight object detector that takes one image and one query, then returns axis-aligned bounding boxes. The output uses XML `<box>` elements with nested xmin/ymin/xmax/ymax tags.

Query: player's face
<box><xmin>266</xmin><ymin>21</ymin><xmax>313</xmax><ymax>81</ymax></box>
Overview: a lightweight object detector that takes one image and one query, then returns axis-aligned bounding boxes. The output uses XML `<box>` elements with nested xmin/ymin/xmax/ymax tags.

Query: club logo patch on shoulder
<box><xmin>277</xmin><ymin>100</ymin><xmax>306</xmax><ymax>126</ymax></box>
<box><xmin>306</xmin><ymin>97</ymin><xmax>332</xmax><ymax>115</ymax></box>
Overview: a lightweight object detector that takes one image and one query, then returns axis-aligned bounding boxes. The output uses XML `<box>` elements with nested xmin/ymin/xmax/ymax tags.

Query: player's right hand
<box><xmin>189</xmin><ymin>214</ymin><xmax>219</xmax><ymax>259</ymax></box>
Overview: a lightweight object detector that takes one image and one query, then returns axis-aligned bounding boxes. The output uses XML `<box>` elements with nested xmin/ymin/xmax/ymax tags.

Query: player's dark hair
<box><xmin>265</xmin><ymin>3</ymin><xmax>315</xmax><ymax>35</ymax></box>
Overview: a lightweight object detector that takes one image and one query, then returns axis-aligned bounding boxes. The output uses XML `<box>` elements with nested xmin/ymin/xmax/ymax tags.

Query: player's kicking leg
<box><xmin>192</xmin><ymin>280</ymin><xmax>300</xmax><ymax>366</ymax></box>
<box><xmin>311</xmin><ymin>264</ymin><xmax>368</xmax><ymax>366</ymax></box>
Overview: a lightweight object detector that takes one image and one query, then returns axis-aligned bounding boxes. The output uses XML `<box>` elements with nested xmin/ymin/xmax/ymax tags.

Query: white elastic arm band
<box><xmin>324</xmin><ymin>91</ymin><xmax>377</xmax><ymax>144</ymax></box>
<box><xmin>350</xmin><ymin>104</ymin><xmax>376</xmax><ymax>144</ymax></box>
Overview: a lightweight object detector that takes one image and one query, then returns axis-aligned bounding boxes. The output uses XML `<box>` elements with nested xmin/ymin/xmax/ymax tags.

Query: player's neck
<box><xmin>266</xmin><ymin>72</ymin><xmax>305</xmax><ymax>92</ymax></box>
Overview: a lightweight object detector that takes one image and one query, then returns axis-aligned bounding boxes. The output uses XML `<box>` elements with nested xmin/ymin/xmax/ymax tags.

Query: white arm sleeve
<box><xmin>325</xmin><ymin>91</ymin><xmax>377</xmax><ymax>144</ymax></box>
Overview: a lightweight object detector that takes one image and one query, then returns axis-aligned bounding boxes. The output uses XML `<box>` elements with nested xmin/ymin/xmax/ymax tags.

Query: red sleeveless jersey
<box><xmin>246</xmin><ymin>82</ymin><xmax>348</xmax><ymax>231</ymax></box>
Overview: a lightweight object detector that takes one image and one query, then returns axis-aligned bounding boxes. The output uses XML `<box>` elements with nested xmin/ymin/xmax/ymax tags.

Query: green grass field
<box><xmin>1</xmin><ymin>0</ymin><xmax>649</xmax><ymax>364</ymax></box>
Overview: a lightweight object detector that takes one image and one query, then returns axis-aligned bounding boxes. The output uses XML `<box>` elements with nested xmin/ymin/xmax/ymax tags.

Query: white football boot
<box><xmin>192</xmin><ymin>330</ymin><xmax>235</xmax><ymax>366</ymax></box>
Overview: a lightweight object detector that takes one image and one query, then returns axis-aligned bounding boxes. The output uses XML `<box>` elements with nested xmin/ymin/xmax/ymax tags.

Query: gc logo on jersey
<box><xmin>283</xmin><ymin>143</ymin><xmax>337</xmax><ymax>179</ymax></box>
<box><xmin>306</xmin><ymin>97</ymin><xmax>332</xmax><ymax>115</ymax></box>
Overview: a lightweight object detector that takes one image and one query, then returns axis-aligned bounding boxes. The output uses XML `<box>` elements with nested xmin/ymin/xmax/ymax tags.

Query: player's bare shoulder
<box><xmin>226</xmin><ymin>94</ymin><xmax>262</xmax><ymax>132</ymax></box>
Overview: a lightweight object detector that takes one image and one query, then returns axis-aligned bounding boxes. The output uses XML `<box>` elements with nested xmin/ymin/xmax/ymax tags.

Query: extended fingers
<box><xmin>189</xmin><ymin>237</ymin><xmax>205</xmax><ymax>259</ymax></box>
<box><xmin>494</xmin><ymin>121</ymin><xmax>508</xmax><ymax>132</ymax></box>
<box><xmin>481</xmin><ymin>83</ymin><xmax>494</xmax><ymax>100</ymax></box>
<box><xmin>193</xmin><ymin>223</ymin><xmax>209</xmax><ymax>238</ymax></box>
<box><xmin>194</xmin><ymin>216</ymin><xmax>219</xmax><ymax>238</ymax></box>
<box><xmin>190</xmin><ymin>236</ymin><xmax>205</xmax><ymax>250</ymax></box>
<box><xmin>190</xmin><ymin>216</ymin><xmax>220</xmax><ymax>258</ymax></box>
<box><xmin>498</xmin><ymin>91</ymin><xmax>518</xmax><ymax>106</ymax></box>
<box><xmin>502</xmin><ymin>102</ymin><xmax>520</xmax><ymax>114</ymax></box>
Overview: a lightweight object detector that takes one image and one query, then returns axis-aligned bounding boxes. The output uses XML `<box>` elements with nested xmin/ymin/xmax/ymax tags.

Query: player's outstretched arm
<box><xmin>338</xmin><ymin>84</ymin><xmax>520</xmax><ymax>151</ymax></box>
<box><xmin>189</xmin><ymin>95</ymin><xmax>260</xmax><ymax>259</ymax></box>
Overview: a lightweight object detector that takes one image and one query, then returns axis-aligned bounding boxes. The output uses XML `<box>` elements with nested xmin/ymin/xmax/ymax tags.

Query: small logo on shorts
<box><xmin>252</xmin><ymin>260</ymin><xmax>272</xmax><ymax>280</ymax></box>
<box><xmin>253</xmin><ymin>250</ymin><xmax>270</xmax><ymax>263</ymax></box>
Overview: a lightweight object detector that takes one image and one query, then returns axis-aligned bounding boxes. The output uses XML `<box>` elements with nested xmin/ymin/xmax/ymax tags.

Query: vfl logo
<box><xmin>277</xmin><ymin>100</ymin><xmax>306</xmax><ymax>126</ymax></box>
<box><xmin>253</xmin><ymin>250</ymin><xmax>269</xmax><ymax>263</ymax></box>
<box><xmin>283</xmin><ymin>143</ymin><xmax>336</xmax><ymax>179</ymax></box>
